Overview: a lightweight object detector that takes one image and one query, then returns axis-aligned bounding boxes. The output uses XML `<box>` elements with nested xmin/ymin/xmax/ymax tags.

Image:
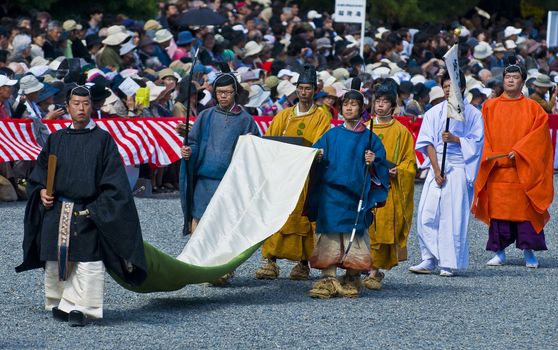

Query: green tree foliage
<box><xmin>7</xmin><ymin>0</ymin><xmax>158</xmax><ymax>20</ymax></box>
<box><xmin>368</xmin><ymin>0</ymin><xmax>480</xmax><ymax>27</ymax></box>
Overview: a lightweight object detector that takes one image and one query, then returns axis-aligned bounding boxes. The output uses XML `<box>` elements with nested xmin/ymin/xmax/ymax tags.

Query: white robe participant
<box><xmin>413</xmin><ymin>100</ymin><xmax>484</xmax><ymax>272</ymax></box>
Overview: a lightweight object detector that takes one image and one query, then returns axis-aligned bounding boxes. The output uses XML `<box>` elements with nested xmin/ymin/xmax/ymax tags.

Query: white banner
<box><xmin>178</xmin><ymin>135</ymin><xmax>317</xmax><ymax>266</ymax></box>
<box><xmin>334</xmin><ymin>0</ymin><xmax>366</xmax><ymax>24</ymax></box>
<box><xmin>548</xmin><ymin>11</ymin><xmax>558</xmax><ymax>48</ymax></box>
<box><xmin>443</xmin><ymin>44</ymin><xmax>465</xmax><ymax>121</ymax></box>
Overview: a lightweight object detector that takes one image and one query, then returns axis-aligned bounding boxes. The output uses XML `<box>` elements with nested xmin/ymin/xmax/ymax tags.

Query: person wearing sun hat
<box><xmin>242</xmin><ymin>41</ymin><xmax>263</xmax><ymax>66</ymax></box>
<box><xmin>62</xmin><ymin>20</ymin><xmax>88</xmax><ymax>61</ymax></box>
<box><xmin>146</xmin><ymin>29</ymin><xmax>171</xmax><ymax>67</ymax></box>
<box><xmin>36</xmin><ymin>83</ymin><xmax>65</xmax><ymax>120</ymax></box>
<box><xmin>321</xmin><ymin>86</ymin><xmax>339</xmax><ymax>119</ymax></box>
<box><xmin>529</xmin><ymin>74</ymin><xmax>557</xmax><ymax>113</ymax></box>
<box><xmin>0</xmin><ymin>75</ymin><xmax>17</xmax><ymax>118</ymax></box>
<box><xmin>119</xmin><ymin>39</ymin><xmax>138</xmax><ymax>69</ymax></box>
<box><xmin>174</xmin><ymin>31</ymin><xmax>195</xmax><ymax>60</ymax></box>
<box><xmin>154</xmin><ymin>29</ymin><xmax>179</xmax><ymax>61</ymax></box>
<box><xmin>144</xmin><ymin>19</ymin><xmax>162</xmax><ymax>32</ymax></box>
<box><xmin>97</xmin><ymin>25</ymin><xmax>130</xmax><ymax>71</ymax></box>
<box><xmin>14</xmin><ymin>74</ymin><xmax>44</xmax><ymax>120</ymax></box>
<box><xmin>504</xmin><ymin>25</ymin><xmax>522</xmax><ymax>43</ymax></box>
<box><xmin>13</xmin><ymin>74</ymin><xmax>51</xmax><ymax>146</ymax></box>
<box><xmin>473</xmin><ymin>41</ymin><xmax>494</xmax><ymax>67</ymax></box>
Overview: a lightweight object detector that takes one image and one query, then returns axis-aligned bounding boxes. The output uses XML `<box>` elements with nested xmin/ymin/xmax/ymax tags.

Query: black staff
<box><xmin>440</xmin><ymin>117</ymin><xmax>450</xmax><ymax>178</ymax></box>
<box><xmin>182</xmin><ymin>48</ymin><xmax>200</xmax><ymax>236</ymax></box>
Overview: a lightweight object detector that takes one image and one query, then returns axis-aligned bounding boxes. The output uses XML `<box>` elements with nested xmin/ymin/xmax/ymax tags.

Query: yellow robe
<box><xmin>368</xmin><ymin>118</ymin><xmax>416</xmax><ymax>269</ymax></box>
<box><xmin>261</xmin><ymin>104</ymin><xmax>331</xmax><ymax>261</ymax></box>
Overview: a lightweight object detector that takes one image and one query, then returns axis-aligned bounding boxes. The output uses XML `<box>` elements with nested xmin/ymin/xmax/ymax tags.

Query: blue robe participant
<box><xmin>309</xmin><ymin>125</ymin><xmax>389</xmax><ymax>236</ymax></box>
<box><xmin>180</xmin><ymin>104</ymin><xmax>260</xmax><ymax>227</ymax></box>
<box><xmin>306</xmin><ymin>79</ymin><xmax>390</xmax><ymax>299</ymax></box>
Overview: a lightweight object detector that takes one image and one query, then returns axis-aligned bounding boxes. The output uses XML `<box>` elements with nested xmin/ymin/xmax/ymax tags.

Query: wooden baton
<box><xmin>46</xmin><ymin>155</ymin><xmax>57</xmax><ymax>197</ymax></box>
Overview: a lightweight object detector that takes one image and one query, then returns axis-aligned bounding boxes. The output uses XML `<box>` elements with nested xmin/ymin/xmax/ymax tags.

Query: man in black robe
<box><xmin>16</xmin><ymin>86</ymin><xmax>147</xmax><ymax>327</ymax></box>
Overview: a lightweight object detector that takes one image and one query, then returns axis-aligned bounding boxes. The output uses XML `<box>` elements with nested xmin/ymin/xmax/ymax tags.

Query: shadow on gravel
<box><xmin>366</xmin><ymin>281</ymin><xmax>471</xmax><ymax>299</ymax></box>
<box><xmin>106</xmin><ymin>283</ymin><xmax>311</xmax><ymax>325</ymax></box>
<box><xmin>470</xmin><ymin>262</ymin><xmax>558</xmax><ymax>277</ymax></box>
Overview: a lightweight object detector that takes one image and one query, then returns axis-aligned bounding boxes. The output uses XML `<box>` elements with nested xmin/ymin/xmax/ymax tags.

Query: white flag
<box><xmin>443</xmin><ymin>44</ymin><xmax>465</xmax><ymax>121</ymax></box>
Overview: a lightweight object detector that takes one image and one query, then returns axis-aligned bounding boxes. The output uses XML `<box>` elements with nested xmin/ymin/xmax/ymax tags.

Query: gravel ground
<box><xmin>1</xmin><ymin>179</ymin><xmax>557</xmax><ymax>349</ymax></box>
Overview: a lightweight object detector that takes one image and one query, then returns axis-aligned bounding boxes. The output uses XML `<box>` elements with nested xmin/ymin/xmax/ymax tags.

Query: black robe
<box><xmin>16</xmin><ymin>126</ymin><xmax>147</xmax><ymax>286</ymax></box>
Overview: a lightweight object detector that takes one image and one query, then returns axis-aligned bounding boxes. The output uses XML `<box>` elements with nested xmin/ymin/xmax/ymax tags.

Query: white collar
<box><xmin>295</xmin><ymin>103</ymin><xmax>314</xmax><ymax>117</ymax></box>
<box><xmin>70</xmin><ymin>119</ymin><xmax>96</xmax><ymax>130</ymax></box>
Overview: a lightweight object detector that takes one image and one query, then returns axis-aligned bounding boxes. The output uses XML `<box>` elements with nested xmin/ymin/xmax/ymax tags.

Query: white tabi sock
<box><xmin>523</xmin><ymin>249</ymin><xmax>539</xmax><ymax>268</ymax></box>
<box><xmin>409</xmin><ymin>258</ymin><xmax>436</xmax><ymax>273</ymax></box>
<box><xmin>439</xmin><ymin>268</ymin><xmax>454</xmax><ymax>277</ymax></box>
<box><xmin>486</xmin><ymin>250</ymin><xmax>506</xmax><ymax>266</ymax></box>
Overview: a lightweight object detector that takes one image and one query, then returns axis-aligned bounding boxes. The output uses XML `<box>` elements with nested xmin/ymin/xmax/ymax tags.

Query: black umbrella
<box><xmin>177</xmin><ymin>7</ymin><xmax>227</xmax><ymax>27</ymax></box>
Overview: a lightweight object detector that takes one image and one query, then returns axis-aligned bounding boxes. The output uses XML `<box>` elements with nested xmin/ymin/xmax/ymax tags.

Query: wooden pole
<box><xmin>440</xmin><ymin>118</ymin><xmax>450</xmax><ymax>177</ymax></box>
<box><xmin>182</xmin><ymin>48</ymin><xmax>200</xmax><ymax>236</ymax></box>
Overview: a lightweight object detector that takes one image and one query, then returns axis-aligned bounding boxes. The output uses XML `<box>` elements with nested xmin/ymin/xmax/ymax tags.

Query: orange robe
<box><xmin>261</xmin><ymin>104</ymin><xmax>331</xmax><ymax>261</ymax></box>
<box><xmin>473</xmin><ymin>95</ymin><xmax>554</xmax><ymax>233</ymax></box>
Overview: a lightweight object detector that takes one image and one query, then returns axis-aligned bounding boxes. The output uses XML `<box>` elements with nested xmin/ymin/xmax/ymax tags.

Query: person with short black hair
<box><xmin>410</xmin><ymin>69</ymin><xmax>484</xmax><ymax>277</ymax></box>
<box><xmin>255</xmin><ymin>65</ymin><xmax>331</xmax><ymax>281</ymax></box>
<box><xmin>307</xmin><ymin>79</ymin><xmax>389</xmax><ymax>298</ymax></box>
<box><xmin>16</xmin><ymin>85</ymin><xmax>147</xmax><ymax>327</ymax></box>
<box><xmin>365</xmin><ymin>80</ymin><xmax>416</xmax><ymax>290</ymax></box>
<box><xmin>473</xmin><ymin>59</ymin><xmax>554</xmax><ymax>269</ymax></box>
<box><xmin>86</xmin><ymin>7</ymin><xmax>103</xmax><ymax>36</ymax></box>
<box><xmin>180</xmin><ymin>72</ymin><xmax>260</xmax><ymax>244</ymax></box>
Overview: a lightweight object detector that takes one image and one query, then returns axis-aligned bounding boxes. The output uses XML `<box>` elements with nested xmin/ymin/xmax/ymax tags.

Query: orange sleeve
<box><xmin>513</xmin><ymin>104</ymin><xmax>554</xmax><ymax>214</ymax></box>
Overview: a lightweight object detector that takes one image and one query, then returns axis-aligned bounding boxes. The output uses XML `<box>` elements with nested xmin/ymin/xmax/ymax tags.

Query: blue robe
<box><xmin>308</xmin><ymin>125</ymin><xmax>389</xmax><ymax>236</ymax></box>
<box><xmin>179</xmin><ymin>105</ymin><xmax>260</xmax><ymax>221</ymax></box>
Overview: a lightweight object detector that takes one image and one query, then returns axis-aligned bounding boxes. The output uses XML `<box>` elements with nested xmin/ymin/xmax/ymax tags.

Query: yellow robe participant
<box><xmin>262</xmin><ymin>104</ymin><xmax>331</xmax><ymax>261</ymax></box>
<box><xmin>368</xmin><ymin>118</ymin><xmax>416</xmax><ymax>269</ymax></box>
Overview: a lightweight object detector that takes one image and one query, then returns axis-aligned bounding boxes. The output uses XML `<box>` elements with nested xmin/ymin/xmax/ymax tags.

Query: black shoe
<box><xmin>52</xmin><ymin>307</ymin><xmax>69</xmax><ymax>322</ymax></box>
<box><xmin>68</xmin><ymin>310</ymin><xmax>86</xmax><ymax>327</ymax></box>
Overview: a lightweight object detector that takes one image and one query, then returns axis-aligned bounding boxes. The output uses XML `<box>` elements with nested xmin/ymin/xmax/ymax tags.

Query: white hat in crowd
<box><xmin>276</xmin><ymin>80</ymin><xmax>296</xmax><ymax>98</ymax></box>
<box><xmin>19</xmin><ymin>75</ymin><xmax>44</xmax><ymax>95</ymax></box>
<box><xmin>244</xmin><ymin>41</ymin><xmax>263</xmax><ymax>57</ymax></box>
<box><xmin>0</xmin><ymin>75</ymin><xmax>17</xmax><ymax>88</ymax></box>
<box><xmin>102</xmin><ymin>25</ymin><xmax>130</xmax><ymax>46</ymax></box>
<box><xmin>504</xmin><ymin>26</ymin><xmax>522</xmax><ymax>38</ymax></box>
<box><xmin>473</xmin><ymin>41</ymin><xmax>493</xmax><ymax>60</ymax></box>
<box><xmin>278</xmin><ymin>69</ymin><xmax>295</xmax><ymax>79</ymax></box>
<box><xmin>429</xmin><ymin>86</ymin><xmax>445</xmax><ymax>103</ymax></box>
<box><xmin>62</xmin><ymin>20</ymin><xmax>83</xmax><ymax>32</ymax></box>
<box><xmin>245</xmin><ymin>84</ymin><xmax>271</xmax><ymax>108</ymax></box>
<box><xmin>307</xmin><ymin>10</ymin><xmax>322</xmax><ymax>20</ymax></box>
<box><xmin>154</xmin><ymin>29</ymin><xmax>173</xmax><ymax>44</ymax></box>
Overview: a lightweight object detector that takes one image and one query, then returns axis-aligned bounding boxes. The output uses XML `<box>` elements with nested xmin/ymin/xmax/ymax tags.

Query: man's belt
<box><xmin>57</xmin><ymin>201</ymin><xmax>74</xmax><ymax>281</ymax></box>
<box><xmin>55</xmin><ymin>197</ymin><xmax>92</xmax><ymax>280</ymax></box>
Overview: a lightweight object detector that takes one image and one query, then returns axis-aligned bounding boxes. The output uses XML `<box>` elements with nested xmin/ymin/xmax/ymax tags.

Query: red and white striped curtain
<box><xmin>0</xmin><ymin>116</ymin><xmax>428</xmax><ymax>168</ymax></box>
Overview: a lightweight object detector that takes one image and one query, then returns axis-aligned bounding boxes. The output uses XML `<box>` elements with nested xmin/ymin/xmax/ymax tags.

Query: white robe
<box><xmin>415</xmin><ymin>100</ymin><xmax>484</xmax><ymax>269</ymax></box>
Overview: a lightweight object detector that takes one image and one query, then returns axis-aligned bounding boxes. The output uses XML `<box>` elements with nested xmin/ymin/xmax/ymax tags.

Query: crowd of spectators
<box><xmin>0</xmin><ymin>0</ymin><xmax>557</xmax><ymax>201</ymax></box>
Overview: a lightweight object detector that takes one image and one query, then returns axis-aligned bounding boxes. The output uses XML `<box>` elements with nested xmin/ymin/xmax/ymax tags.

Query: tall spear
<box><xmin>342</xmin><ymin>78</ymin><xmax>370</xmax><ymax>263</ymax></box>
<box><xmin>182</xmin><ymin>48</ymin><xmax>200</xmax><ymax>236</ymax></box>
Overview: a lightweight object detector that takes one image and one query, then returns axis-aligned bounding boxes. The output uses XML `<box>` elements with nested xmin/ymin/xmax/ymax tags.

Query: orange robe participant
<box><xmin>473</xmin><ymin>71</ymin><xmax>554</xmax><ymax>267</ymax></box>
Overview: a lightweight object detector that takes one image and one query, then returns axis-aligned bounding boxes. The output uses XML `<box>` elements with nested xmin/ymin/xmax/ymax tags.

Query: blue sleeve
<box><xmin>188</xmin><ymin>109</ymin><xmax>210</xmax><ymax>162</ymax></box>
<box><xmin>246</xmin><ymin>115</ymin><xmax>261</xmax><ymax>137</ymax></box>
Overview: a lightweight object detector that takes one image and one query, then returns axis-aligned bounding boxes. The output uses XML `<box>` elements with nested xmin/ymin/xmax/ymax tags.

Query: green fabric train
<box><xmin>111</xmin><ymin>136</ymin><xmax>317</xmax><ymax>293</ymax></box>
